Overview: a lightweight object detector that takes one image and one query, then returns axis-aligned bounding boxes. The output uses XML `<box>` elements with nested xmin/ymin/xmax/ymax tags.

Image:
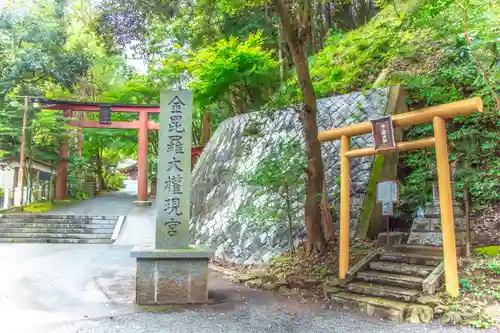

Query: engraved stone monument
<box><xmin>131</xmin><ymin>91</ymin><xmax>213</xmax><ymax>305</ymax></box>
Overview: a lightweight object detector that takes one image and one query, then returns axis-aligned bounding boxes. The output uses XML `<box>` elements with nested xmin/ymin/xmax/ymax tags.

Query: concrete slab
<box><xmin>130</xmin><ymin>245</ymin><xmax>213</xmax><ymax>259</ymax></box>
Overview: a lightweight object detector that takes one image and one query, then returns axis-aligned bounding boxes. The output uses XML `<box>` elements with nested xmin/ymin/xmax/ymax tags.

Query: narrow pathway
<box><xmin>47</xmin><ymin>180</ymin><xmax>137</xmax><ymax>216</ymax></box>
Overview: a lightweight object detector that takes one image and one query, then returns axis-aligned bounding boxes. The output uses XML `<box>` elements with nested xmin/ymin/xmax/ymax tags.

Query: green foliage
<box><xmin>0</xmin><ymin>1</ymin><xmax>93</xmax><ymax>96</ymax></box>
<box><xmin>23</xmin><ymin>201</ymin><xmax>55</xmax><ymax>213</ymax></box>
<box><xmin>460</xmin><ymin>257</ymin><xmax>500</xmax><ymax>302</ymax></box>
<box><xmin>299</xmin><ymin>0</ymin><xmax>500</xmax><ymax>214</ymax></box>
<box><xmin>475</xmin><ymin>246</ymin><xmax>500</xmax><ymax>257</ymax></box>
<box><xmin>106</xmin><ymin>172</ymin><xmax>126</xmax><ymax>190</ymax></box>
<box><xmin>183</xmin><ymin>32</ymin><xmax>280</xmax><ymax>114</ymax></box>
<box><xmin>233</xmin><ymin>137</ymin><xmax>306</xmax><ymax>241</ymax></box>
<box><xmin>23</xmin><ymin>199</ymin><xmax>78</xmax><ymax>213</ymax></box>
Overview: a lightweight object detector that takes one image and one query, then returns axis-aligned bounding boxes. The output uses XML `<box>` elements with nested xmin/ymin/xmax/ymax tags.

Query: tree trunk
<box><xmin>325</xmin><ymin>2</ymin><xmax>332</xmax><ymax>30</ymax></box>
<box><xmin>274</xmin><ymin>0</ymin><xmax>326</xmax><ymax>254</ymax></box>
<box><xmin>96</xmin><ymin>145</ymin><xmax>106</xmax><ymax>191</ymax></box>
<box><xmin>321</xmin><ymin>180</ymin><xmax>335</xmax><ymax>241</ymax></box>
<box><xmin>284</xmin><ymin>183</ymin><xmax>294</xmax><ymax>257</ymax></box>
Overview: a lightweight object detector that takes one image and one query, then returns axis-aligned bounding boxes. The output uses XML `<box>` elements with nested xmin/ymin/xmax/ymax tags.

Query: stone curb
<box><xmin>111</xmin><ymin>215</ymin><xmax>126</xmax><ymax>241</ymax></box>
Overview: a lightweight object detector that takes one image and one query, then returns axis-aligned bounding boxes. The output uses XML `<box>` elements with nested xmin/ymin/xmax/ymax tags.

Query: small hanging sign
<box><xmin>371</xmin><ymin>115</ymin><xmax>396</xmax><ymax>151</ymax></box>
<box><xmin>381</xmin><ymin>201</ymin><xmax>394</xmax><ymax>216</ymax></box>
<box><xmin>99</xmin><ymin>105</ymin><xmax>112</xmax><ymax>124</ymax></box>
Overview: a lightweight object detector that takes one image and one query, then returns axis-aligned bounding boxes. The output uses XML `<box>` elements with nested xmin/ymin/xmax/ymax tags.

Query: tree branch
<box><xmin>274</xmin><ymin>0</ymin><xmax>298</xmax><ymax>48</ymax></box>
<box><xmin>298</xmin><ymin>0</ymin><xmax>310</xmax><ymax>42</ymax></box>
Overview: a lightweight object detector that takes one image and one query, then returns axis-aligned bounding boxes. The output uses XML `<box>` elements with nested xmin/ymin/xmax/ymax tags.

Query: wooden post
<box><xmin>464</xmin><ymin>185</ymin><xmax>471</xmax><ymax>257</ymax></box>
<box><xmin>55</xmin><ymin>109</ymin><xmax>71</xmax><ymax>201</ymax></box>
<box><xmin>433</xmin><ymin>116</ymin><xmax>459</xmax><ymax>297</ymax></box>
<box><xmin>17</xmin><ymin>96</ymin><xmax>29</xmax><ymax>206</ymax></box>
<box><xmin>77</xmin><ymin>111</ymin><xmax>84</xmax><ymax>157</ymax></box>
<box><xmin>202</xmin><ymin>109</ymin><xmax>211</xmax><ymax>146</ymax></box>
<box><xmin>339</xmin><ymin>135</ymin><xmax>351</xmax><ymax>280</ymax></box>
<box><xmin>137</xmin><ymin>111</ymin><xmax>149</xmax><ymax>204</ymax></box>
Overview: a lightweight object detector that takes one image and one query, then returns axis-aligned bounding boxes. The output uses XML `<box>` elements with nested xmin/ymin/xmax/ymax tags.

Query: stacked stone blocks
<box><xmin>407</xmin><ymin>202</ymin><xmax>468</xmax><ymax>246</ymax></box>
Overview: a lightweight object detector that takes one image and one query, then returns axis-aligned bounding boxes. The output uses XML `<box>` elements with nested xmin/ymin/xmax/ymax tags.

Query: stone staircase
<box><xmin>0</xmin><ymin>214</ymin><xmax>120</xmax><ymax>244</ymax></box>
<box><xmin>327</xmin><ymin>245</ymin><xmax>448</xmax><ymax>322</ymax></box>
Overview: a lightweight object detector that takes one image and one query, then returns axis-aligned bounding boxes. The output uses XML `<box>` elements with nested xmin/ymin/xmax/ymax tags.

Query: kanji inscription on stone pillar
<box><xmin>155</xmin><ymin>91</ymin><xmax>192</xmax><ymax>249</ymax></box>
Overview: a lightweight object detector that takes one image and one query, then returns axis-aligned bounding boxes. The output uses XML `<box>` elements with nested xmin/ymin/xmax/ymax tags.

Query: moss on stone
<box><xmin>142</xmin><ymin>305</ymin><xmax>172</xmax><ymax>312</ymax></box>
<box><xmin>475</xmin><ymin>246</ymin><xmax>500</xmax><ymax>257</ymax></box>
<box><xmin>356</xmin><ymin>155</ymin><xmax>385</xmax><ymax>238</ymax></box>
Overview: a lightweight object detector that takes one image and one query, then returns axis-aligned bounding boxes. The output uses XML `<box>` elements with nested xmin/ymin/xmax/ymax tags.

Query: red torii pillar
<box><xmin>48</xmin><ymin>101</ymin><xmax>209</xmax><ymax>206</ymax></box>
<box><xmin>135</xmin><ymin>111</ymin><xmax>151</xmax><ymax>206</ymax></box>
<box><xmin>55</xmin><ymin>109</ymin><xmax>72</xmax><ymax>201</ymax></box>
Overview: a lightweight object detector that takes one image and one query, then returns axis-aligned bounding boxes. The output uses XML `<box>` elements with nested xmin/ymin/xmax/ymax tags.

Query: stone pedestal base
<box><xmin>130</xmin><ymin>245</ymin><xmax>213</xmax><ymax>305</ymax></box>
<box><xmin>134</xmin><ymin>200</ymin><xmax>152</xmax><ymax>207</ymax></box>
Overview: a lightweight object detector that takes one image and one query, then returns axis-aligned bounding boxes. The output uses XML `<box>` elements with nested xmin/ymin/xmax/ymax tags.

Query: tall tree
<box><xmin>273</xmin><ymin>0</ymin><xmax>326</xmax><ymax>253</ymax></box>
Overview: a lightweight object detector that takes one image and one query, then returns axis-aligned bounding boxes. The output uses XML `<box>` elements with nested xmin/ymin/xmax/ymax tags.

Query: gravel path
<box><xmin>2</xmin><ymin>181</ymin><xmax>495</xmax><ymax>333</ymax></box>
<box><xmin>48</xmin><ymin>295</ymin><xmax>484</xmax><ymax>333</ymax></box>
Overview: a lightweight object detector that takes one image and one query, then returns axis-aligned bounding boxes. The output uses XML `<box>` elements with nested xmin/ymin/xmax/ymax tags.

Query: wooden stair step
<box><xmin>330</xmin><ymin>292</ymin><xmax>416</xmax><ymax>322</ymax></box>
<box><xmin>379</xmin><ymin>252</ymin><xmax>442</xmax><ymax>266</ymax></box>
<box><xmin>346</xmin><ymin>281</ymin><xmax>421</xmax><ymax>302</ymax></box>
<box><xmin>357</xmin><ymin>270</ymin><xmax>424</xmax><ymax>289</ymax></box>
<box><xmin>369</xmin><ymin>261</ymin><xmax>434</xmax><ymax>278</ymax></box>
<box><xmin>392</xmin><ymin>244</ymin><xmax>465</xmax><ymax>257</ymax></box>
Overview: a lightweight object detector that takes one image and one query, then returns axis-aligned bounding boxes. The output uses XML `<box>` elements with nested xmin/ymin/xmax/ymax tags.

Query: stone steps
<box><xmin>0</xmin><ymin>223</ymin><xmax>115</xmax><ymax>229</ymax></box>
<box><xmin>0</xmin><ymin>214</ymin><xmax>119</xmax><ymax>244</ymax></box>
<box><xmin>0</xmin><ymin>232</ymin><xmax>113</xmax><ymax>239</ymax></box>
<box><xmin>330</xmin><ymin>292</ymin><xmax>433</xmax><ymax>323</ymax></box>
<box><xmin>0</xmin><ymin>238</ymin><xmax>113</xmax><ymax>244</ymax></box>
<box><xmin>327</xmin><ymin>247</ymin><xmax>444</xmax><ymax>322</ymax></box>
<box><xmin>368</xmin><ymin>261</ymin><xmax>434</xmax><ymax>278</ymax></box>
<box><xmin>346</xmin><ymin>282</ymin><xmax>421</xmax><ymax>302</ymax></box>
<box><xmin>0</xmin><ymin>228</ymin><xmax>114</xmax><ymax>234</ymax></box>
<box><xmin>357</xmin><ymin>270</ymin><xmax>425</xmax><ymax>289</ymax></box>
<box><xmin>0</xmin><ymin>218</ymin><xmax>117</xmax><ymax>225</ymax></box>
<box><xmin>379</xmin><ymin>252</ymin><xmax>443</xmax><ymax>266</ymax></box>
<box><xmin>1</xmin><ymin>214</ymin><xmax>119</xmax><ymax>220</ymax></box>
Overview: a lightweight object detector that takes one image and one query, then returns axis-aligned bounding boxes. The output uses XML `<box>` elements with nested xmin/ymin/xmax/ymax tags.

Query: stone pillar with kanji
<box><xmin>130</xmin><ymin>91</ymin><xmax>213</xmax><ymax>305</ymax></box>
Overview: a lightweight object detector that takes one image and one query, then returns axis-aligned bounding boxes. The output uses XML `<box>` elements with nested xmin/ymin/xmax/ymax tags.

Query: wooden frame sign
<box><xmin>371</xmin><ymin>115</ymin><xmax>396</xmax><ymax>151</ymax></box>
<box><xmin>99</xmin><ymin>105</ymin><xmax>112</xmax><ymax>124</ymax></box>
<box><xmin>376</xmin><ymin>180</ymin><xmax>399</xmax><ymax>203</ymax></box>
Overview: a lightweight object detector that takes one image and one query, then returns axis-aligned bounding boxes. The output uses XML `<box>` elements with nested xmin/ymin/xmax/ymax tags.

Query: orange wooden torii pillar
<box><xmin>318</xmin><ymin>97</ymin><xmax>483</xmax><ymax>297</ymax></box>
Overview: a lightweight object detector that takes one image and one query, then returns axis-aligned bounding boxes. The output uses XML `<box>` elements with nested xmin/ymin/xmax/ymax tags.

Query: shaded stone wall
<box><xmin>190</xmin><ymin>88</ymin><xmax>390</xmax><ymax>264</ymax></box>
<box><xmin>472</xmin><ymin>202</ymin><xmax>500</xmax><ymax>246</ymax></box>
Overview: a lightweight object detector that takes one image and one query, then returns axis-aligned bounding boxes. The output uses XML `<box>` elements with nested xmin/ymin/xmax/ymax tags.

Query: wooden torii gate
<box><xmin>38</xmin><ymin>99</ymin><xmax>209</xmax><ymax>206</ymax></box>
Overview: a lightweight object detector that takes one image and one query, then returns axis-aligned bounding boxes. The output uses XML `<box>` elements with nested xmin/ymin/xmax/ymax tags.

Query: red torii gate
<box><xmin>39</xmin><ymin>99</ymin><xmax>206</xmax><ymax>205</ymax></box>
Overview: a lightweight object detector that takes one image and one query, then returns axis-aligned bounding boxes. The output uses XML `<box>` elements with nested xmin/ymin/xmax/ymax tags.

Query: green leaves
<box><xmin>0</xmin><ymin>3</ymin><xmax>93</xmax><ymax>96</ymax></box>
<box><xmin>186</xmin><ymin>32</ymin><xmax>281</xmax><ymax>114</ymax></box>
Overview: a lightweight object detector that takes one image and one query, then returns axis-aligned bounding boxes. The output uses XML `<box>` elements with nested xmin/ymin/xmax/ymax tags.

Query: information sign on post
<box><xmin>371</xmin><ymin>115</ymin><xmax>396</xmax><ymax>151</ymax></box>
<box><xmin>376</xmin><ymin>180</ymin><xmax>399</xmax><ymax>203</ymax></box>
<box><xmin>381</xmin><ymin>201</ymin><xmax>394</xmax><ymax>216</ymax></box>
<box><xmin>377</xmin><ymin>180</ymin><xmax>398</xmax><ymax>248</ymax></box>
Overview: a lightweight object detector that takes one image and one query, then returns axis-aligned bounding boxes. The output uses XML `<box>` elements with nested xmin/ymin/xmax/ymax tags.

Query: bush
<box><xmin>106</xmin><ymin>172</ymin><xmax>126</xmax><ymax>190</ymax></box>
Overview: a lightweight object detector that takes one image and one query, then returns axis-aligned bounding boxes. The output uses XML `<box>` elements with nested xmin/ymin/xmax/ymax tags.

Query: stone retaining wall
<box><xmin>472</xmin><ymin>202</ymin><xmax>500</xmax><ymax>245</ymax></box>
<box><xmin>190</xmin><ymin>88</ymin><xmax>390</xmax><ymax>264</ymax></box>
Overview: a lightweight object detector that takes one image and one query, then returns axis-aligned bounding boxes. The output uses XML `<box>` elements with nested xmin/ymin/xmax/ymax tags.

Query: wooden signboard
<box><xmin>99</xmin><ymin>105</ymin><xmax>112</xmax><ymax>124</ymax></box>
<box><xmin>371</xmin><ymin>115</ymin><xmax>396</xmax><ymax>151</ymax></box>
<box><xmin>376</xmin><ymin>180</ymin><xmax>399</xmax><ymax>203</ymax></box>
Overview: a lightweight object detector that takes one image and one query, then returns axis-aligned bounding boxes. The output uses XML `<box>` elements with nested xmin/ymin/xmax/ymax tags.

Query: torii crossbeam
<box><xmin>38</xmin><ymin>99</ymin><xmax>206</xmax><ymax>206</ymax></box>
